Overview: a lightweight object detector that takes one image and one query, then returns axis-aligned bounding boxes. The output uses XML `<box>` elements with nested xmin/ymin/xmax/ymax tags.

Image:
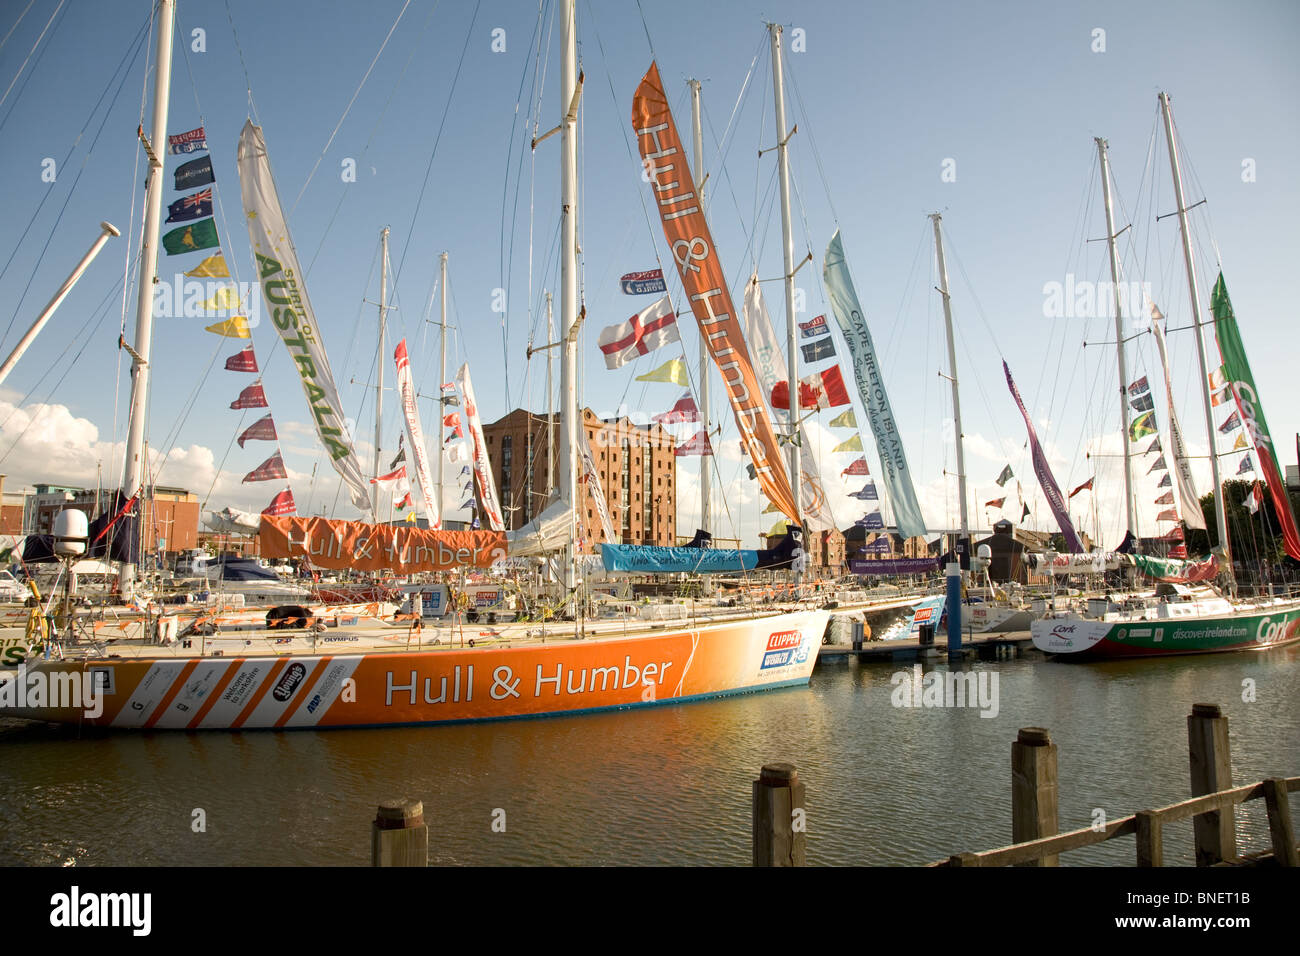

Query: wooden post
<box><xmin>1011</xmin><ymin>727</ymin><xmax>1058</xmax><ymax>866</ymax></box>
<box><xmin>1261</xmin><ymin>778</ymin><xmax>1298</xmax><ymax>867</ymax></box>
<box><xmin>1187</xmin><ymin>703</ymin><xmax>1235</xmax><ymax>865</ymax></box>
<box><xmin>372</xmin><ymin>799</ymin><xmax>427</xmax><ymax>867</ymax></box>
<box><xmin>1135</xmin><ymin>810</ymin><xmax>1163</xmax><ymax>867</ymax></box>
<box><xmin>753</xmin><ymin>763</ymin><xmax>805</xmax><ymax>867</ymax></box>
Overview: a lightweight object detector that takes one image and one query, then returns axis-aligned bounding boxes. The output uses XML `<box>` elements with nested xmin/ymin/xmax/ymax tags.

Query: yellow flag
<box><xmin>404</xmin><ymin>511</ymin><xmax>417</xmax><ymax>523</ymax></box>
<box><xmin>634</xmin><ymin>357</ymin><xmax>688</xmax><ymax>386</ymax></box>
<box><xmin>833</xmin><ymin>434</ymin><xmax>863</xmax><ymax>453</ymax></box>
<box><xmin>767</xmin><ymin>520</ymin><xmax>788</xmax><ymax>537</ymax></box>
<box><xmin>202</xmin><ymin>285</ymin><xmax>241</xmax><ymax>311</ymax></box>
<box><xmin>186</xmin><ymin>254</ymin><xmax>229</xmax><ymax>278</ymax></box>
<box><xmin>204</xmin><ymin>316</ymin><xmax>251</xmax><ymax>338</ymax></box>
<box><xmin>1232</xmin><ymin>432</ymin><xmax>1248</xmax><ymax>450</ymax></box>
<box><xmin>828</xmin><ymin>409</ymin><xmax>857</xmax><ymax>428</ymax></box>
<box><xmin>762</xmin><ymin>500</ymin><xmax>782</xmax><ymax>514</ymax></box>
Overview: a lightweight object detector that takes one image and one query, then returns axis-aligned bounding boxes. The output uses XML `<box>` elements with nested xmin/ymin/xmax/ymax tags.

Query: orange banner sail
<box><xmin>259</xmin><ymin>515</ymin><xmax>505</xmax><ymax>572</ymax></box>
<box><xmin>632</xmin><ymin>62</ymin><xmax>799</xmax><ymax>523</ymax></box>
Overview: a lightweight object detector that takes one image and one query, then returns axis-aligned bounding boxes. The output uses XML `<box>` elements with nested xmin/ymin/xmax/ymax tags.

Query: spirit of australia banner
<box><xmin>237</xmin><ymin>120</ymin><xmax>374</xmax><ymax>520</ymax></box>
<box><xmin>259</xmin><ymin>516</ymin><xmax>505</xmax><ymax>572</ymax></box>
<box><xmin>394</xmin><ymin>339</ymin><xmax>441</xmax><ymax>529</ymax></box>
<box><xmin>823</xmin><ymin>230</ymin><xmax>926</xmax><ymax>539</ymax></box>
<box><xmin>1002</xmin><ymin>360</ymin><xmax>1083</xmax><ymax>552</ymax></box>
<box><xmin>1212</xmin><ymin>273</ymin><xmax>1300</xmax><ymax>560</ymax></box>
<box><xmin>633</xmin><ymin>62</ymin><xmax>799</xmax><ymax>523</ymax></box>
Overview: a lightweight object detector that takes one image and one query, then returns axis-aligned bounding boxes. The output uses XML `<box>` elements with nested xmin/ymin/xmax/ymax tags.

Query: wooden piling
<box><xmin>372</xmin><ymin>799</ymin><xmax>428</xmax><ymax>867</ymax></box>
<box><xmin>1011</xmin><ymin>727</ymin><xmax>1058</xmax><ymax>866</ymax></box>
<box><xmin>753</xmin><ymin>763</ymin><xmax>805</xmax><ymax>867</ymax></box>
<box><xmin>1187</xmin><ymin>703</ymin><xmax>1235</xmax><ymax>866</ymax></box>
<box><xmin>1261</xmin><ymin>778</ymin><xmax>1299</xmax><ymax>867</ymax></box>
<box><xmin>1135</xmin><ymin>810</ymin><xmax>1163</xmax><ymax>867</ymax></box>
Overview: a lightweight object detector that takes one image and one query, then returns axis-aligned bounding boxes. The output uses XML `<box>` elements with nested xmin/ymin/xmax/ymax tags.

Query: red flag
<box><xmin>673</xmin><ymin>430</ymin><xmax>713</xmax><ymax>457</ymax></box>
<box><xmin>841</xmin><ymin>457</ymin><xmax>870</xmax><ymax>476</ymax></box>
<box><xmin>652</xmin><ymin>391</ymin><xmax>700</xmax><ymax>425</ymax></box>
<box><xmin>370</xmin><ymin>465</ymin><xmax>407</xmax><ymax>484</ymax></box>
<box><xmin>225</xmin><ymin>347</ymin><xmax>258</xmax><ymax>373</ymax></box>
<box><xmin>396</xmin><ymin>491</ymin><xmax>414</xmax><ymax>510</ymax></box>
<box><xmin>243</xmin><ymin>452</ymin><xmax>287</xmax><ymax>483</ymax></box>
<box><xmin>442</xmin><ymin>412</ymin><xmax>461</xmax><ymax>428</ymax></box>
<box><xmin>1154</xmin><ymin>491</ymin><xmax>1175</xmax><ymax>505</ymax></box>
<box><xmin>1168</xmin><ymin>543</ymin><xmax>1187</xmax><ymax>558</ymax></box>
<box><xmin>984</xmin><ymin>497</ymin><xmax>1006</xmax><ymax>508</ymax></box>
<box><xmin>1162</xmin><ymin>526</ymin><xmax>1185</xmax><ymax>541</ymax></box>
<box><xmin>770</xmin><ymin>365</ymin><xmax>851</xmax><ymax>410</ymax></box>
<box><xmin>1156</xmin><ymin>508</ymin><xmax>1179</xmax><ymax>522</ymax></box>
<box><xmin>1068</xmin><ymin>477</ymin><xmax>1094</xmax><ymax>499</ymax></box>
<box><xmin>230</xmin><ymin>383</ymin><xmax>268</xmax><ymax>409</ymax></box>
<box><xmin>237</xmin><ymin>414</ymin><xmax>278</xmax><ymax>449</ymax></box>
<box><xmin>262</xmin><ymin>489</ymin><xmax>296</xmax><ymax>516</ymax></box>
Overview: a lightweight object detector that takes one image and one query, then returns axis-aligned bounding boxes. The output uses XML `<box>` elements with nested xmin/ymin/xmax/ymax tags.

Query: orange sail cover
<box><xmin>632</xmin><ymin>61</ymin><xmax>800</xmax><ymax>523</ymax></box>
<box><xmin>259</xmin><ymin>515</ymin><xmax>506</xmax><ymax>572</ymax></box>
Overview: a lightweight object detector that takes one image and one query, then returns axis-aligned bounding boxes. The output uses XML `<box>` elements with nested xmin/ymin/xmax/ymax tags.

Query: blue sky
<box><xmin>0</xmin><ymin>0</ymin><xmax>1296</xmax><ymax>548</ymax></box>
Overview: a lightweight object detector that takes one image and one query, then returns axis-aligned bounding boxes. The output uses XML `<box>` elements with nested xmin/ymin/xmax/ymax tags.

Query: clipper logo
<box><xmin>272</xmin><ymin>662</ymin><xmax>307</xmax><ymax>702</ymax></box>
<box><xmin>761</xmin><ymin>629</ymin><xmax>806</xmax><ymax>670</ymax></box>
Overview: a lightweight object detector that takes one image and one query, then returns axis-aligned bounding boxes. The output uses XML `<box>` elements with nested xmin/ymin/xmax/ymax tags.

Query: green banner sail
<box><xmin>1211</xmin><ymin>274</ymin><xmax>1300</xmax><ymax>560</ymax></box>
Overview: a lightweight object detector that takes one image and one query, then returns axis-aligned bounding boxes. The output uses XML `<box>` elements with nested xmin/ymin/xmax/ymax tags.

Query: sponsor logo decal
<box><xmin>272</xmin><ymin>662</ymin><xmax>307</xmax><ymax>702</ymax></box>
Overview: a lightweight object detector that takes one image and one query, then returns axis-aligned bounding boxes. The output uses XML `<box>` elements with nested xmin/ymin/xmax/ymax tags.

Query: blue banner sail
<box><xmin>1002</xmin><ymin>360</ymin><xmax>1083</xmax><ymax>552</ymax></box>
<box><xmin>823</xmin><ymin>231</ymin><xmax>926</xmax><ymax>538</ymax></box>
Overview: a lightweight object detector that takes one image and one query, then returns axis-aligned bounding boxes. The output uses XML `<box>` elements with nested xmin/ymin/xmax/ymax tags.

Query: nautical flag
<box><xmin>863</xmin><ymin>536</ymin><xmax>893</xmax><ymax>554</ymax></box>
<box><xmin>396</xmin><ymin>492</ymin><xmax>413</xmax><ymax>510</ymax></box>
<box><xmin>1021</xmin><ymin>503</ymin><xmax>1031</xmax><ymax>520</ymax></box>
<box><xmin>162</xmin><ymin>218</ymin><xmax>219</xmax><ymax>255</ymax></box>
<box><xmin>444</xmin><ymin>425</ymin><xmax>464</xmax><ymax>442</ymax></box>
<box><xmin>1163</xmin><ymin>525</ymin><xmax>1185</xmax><ymax>541</ymax></box>
<box><xmin>995</xmin><ymin>465</ymin><xmax>1013</xmax><ymax>487</ymax></box>
<box><xmin>828</xmin><ymin>409</ymin><xmax>857</xmax><ymax>429</ymax></box>
<box><xmin>1218</xmin><ymin>411</ymin><xmax>1241</xmax><ymax>433</ymax></box>
<box><xmin>763</xmin><ymin>501</ymin><xmax>783</xmax><ymax>514</ymax></box>
<box><xmin>185</xmin><ymin>254</ymin><xmax>228</xmax><ymax>278</ymax></box>
<box><xmin>1128</xmin><ymin>376</ymin><xmax>1150</xmax><ymax>396</ymax></box>
<box><xmin>230</xmin><ymin>383</ymin><xmax>268</xmax><ymax>409</ymax></box>
<box><xmin>652</xmin><ymin>392</ymin><xmax>700</xmax><ymax>424</ymax></box>
<box><xmin>771</xmin><ymin>365</ymin><xmax>852</xmax><ymax>410</ymax></box>
<box><xmin>800</xmin><ymin>338</ymin><xmax>837</xmax><ymax>363</ymax></box>
<box><xmin>243</xmin><ymin>452</ymin><xmax>287</xmax><ymax>483</ymax></box>
<box><xmin>204</xmin><ymin>316</ymin><xmax>250</xmax><ymax>338</ymax></box>
<box><xmin>833</xmin><ymin>434</ymin><xmax>863</xmax><ymax>453</ymax></box>
<box><xmin>174</xmin><ymin>154</ymin><xmax>214</xmax><ymax>190</ymax></box>
<box><xmin>674</xmin><ymin>431</ymin><xmax>713</xmax><ymax>457</ymax></box>
<box><xmin>405</xmin><ymin>511</ymin><xmax>417</xmax><ymax>523</ymax></box>
<box><xmin>168</xmin><ymin>125</ymin><xmax>208</xmax><ymax>154</ymax></box>
<box><xmin>441</xmin><ymin>382</ymin><xmax>456</xmax><ymax>394</ymax></box>
<box><xmin>1210</xmin><ymin>385</ymin><xmax>1231</xmax><ymax>407</ymax></box>
<box><xmin>1131</xmin><ymin>393</ymin><xmax>1155</xmax><ymax>413</ymax></box>
<box><xmin>165</xmin><ymin>187</ymin><xmax>213</xmax><ymax>223</ymax></box>
<box><xmin>1147</xmin><ymin>455</ymin><xmax>1167</xmax><ymax>474</ymax></box>
<box><xmin>848</xmin><ymin>484</ymin><xmax>877</xmax><ymax>500</ymax></box>
<box><xmin>1068</xmin><ymin>477</ymin><xmax>1094</xmax><ymax>499</ymax></box>
<box><xmin>390</xmin><ymin>436</ymin><xmax>406</xmax><ymax>470</ymax></box>
<box><xmin>841</xmin><ymin>457</ymin><xmax>869</xmax><ymax>476</ymax></box>
<box><xmin>798</xmin><ymin>314</ymin><xmax>829</xmax><ymax>338</ymax></box>
<box><xmin>856</xmin><ymin>511</ymin><xmax>884</xmax><ymax>530</ymax></box>
<box><xmin>1245</xmin><ymin>482</ymin><xmax>1264</xmax><ymax>515</ymax></box>
<box><xmin>202</xmin><ymin>285</ymin><xmax>242</xmax><ymax>311</ymax></box>
<box><xmin>1129</xmin><ymin>411</ymin><xmax>1157</xmax><ymax>440</ymax></box>
<box><xmin>1145</xmin><ymin>437</ymin><xmax>1162</xmax><ymax>455</ymax></box>
<box><xmin>984</xmin><ymin>496</ymin><xmax>1006</xmax><ymax>508</ymax></box>
<box><xmin>1157</xmin><ymin>473</ymin><xmax>1171</xmax><ymax>488</ymax></box>
<box><xmin>225</xmin><ymin>347</ymin><xmax>258</xmax><ymax>372</ymax></box>
<box><xmin>262</xmin><ymin>489</ymin><xmax>296</xmax><ymax>516</ymax></box>
<box><xmin>459</xmin><ymin>465</ymin><xmax>471</xmax><ymax>477</ymax></box>
<box><xmin>237</xmin><ymin>414</ymin><xmax>277</xmax><ymax>448</ymax></box>
<box><xmin>1154</xmin><ymin>491</ymin><xmax>1174</xmax><ymax>505</ymax></box>
<box><xmin>1156</xmin><ymin>508</ymin><xmax>1179</xmax><ymax>522</ymax></box>
<box><xmin>619</xmin><ymin>269</ymin><xmax>667</xmax><ymax>295</ymax></box>
<box><xmin>1237</xmin><ymin>454</ymin><xmax>1254</xmax><ymax>475</ymax></box>
<box><xmin>442</xmin><ymin>412</ymin><xmax>461</xmax><ymax>429</ymax></box>
<box><xmin>1209</xmin><ymin>365</ymin><xmax>1232</xmax><ymax>407</ymax></box>
<box><xmin>745</xmin><ymin>463</ymin><xmax>757</xmax><ymax>480</ymax></box>
<box><xmin>447</xmin><ymin>443</ymin><xmax>467</xmax><ymax>464</ymax></box>
<box><xmin>1231</xmin><ymin>432</ymin><xmax>1248</xmax><ymax>451</ymax></box>
<box><xmin>634</xmin><ymin>357</ymin><xmax>689</xmax><ymax>385</ymax></box>
<box><xmin>598</xmin><ymin>295</ymin><xmax>679</xmax><ymax>369</ymax></box>
<box><xmin>370</xmin><ymin>466</ymin><xmax>407</xmax><ymax>485</ymax></box>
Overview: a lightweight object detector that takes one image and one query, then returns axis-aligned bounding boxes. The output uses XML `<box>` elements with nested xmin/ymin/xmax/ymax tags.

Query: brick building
<box><xmin>25</xmin><ymin>484</ymin><xmax>199</xmax><ymax>557</ymax></box>
<box><xmin>482</xmin><ymin>407</ymin><xmax>677</xmax><ymax>545</ymax></box>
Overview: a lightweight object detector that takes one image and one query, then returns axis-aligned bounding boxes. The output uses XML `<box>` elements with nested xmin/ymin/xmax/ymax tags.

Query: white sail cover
<box><xmin>205</xmin><ymin>507</ymin><xmax>262</xmax><ymax>535</ymax></box>
<box><xmin>237</xmin><ymin>120</ymin><xmax>374</xmax><ymax>521</ymax></box>
<box><xmin>394</xmin><ymin>339</ymin><xmax>440</xmax><ymax>529</ymax></box>
<box><xmin>456</xmin><ymin>363</ymin><xmax>504</xmax><ymax>531</ymax></box>
<box><xmin>578</xmin><ymin>426</ymin><xmax>616</xmax><ymax>543</ymax></box>
<box><xmin>1150</xmin><ymin>306</ymin><xmax>1206</xmax><ymax>530</ymax></box>
<box><xmin>505</xmin><ymin>495</ymin><xmax>571</xmax><ymax>557</ymax></box>
<box><xmin>742</xmin><ymin>275</ymin><xmax>837</xmax><ymax>532</ymax></box>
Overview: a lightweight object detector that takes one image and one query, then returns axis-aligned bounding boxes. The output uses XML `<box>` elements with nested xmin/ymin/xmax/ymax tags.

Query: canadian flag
<box><xmin>770</xmin><ymin>365</ymin><xmax>851</xmax><ymax>410</ymax></box>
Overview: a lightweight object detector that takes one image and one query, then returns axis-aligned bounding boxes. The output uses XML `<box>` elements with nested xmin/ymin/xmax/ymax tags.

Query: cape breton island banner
<box><xmin>237</xmin><ymin>120</ymin><xmax>374</xmax><ymax>520</ymax></box>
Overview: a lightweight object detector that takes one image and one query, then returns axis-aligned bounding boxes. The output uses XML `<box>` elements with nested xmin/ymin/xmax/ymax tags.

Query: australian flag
<box><xmin>166</xmin><ymin>187</ymin><xmax>213</xmax><ymax>223</ymax></box>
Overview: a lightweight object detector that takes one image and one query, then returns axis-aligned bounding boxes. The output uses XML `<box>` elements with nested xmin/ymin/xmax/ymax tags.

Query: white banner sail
<box><xmin>579</xmin><ymin>426</ymin><xmax>616</xmax><ymax>544</ymax></box>
<box><xmin>456</xmin><ymin>363</ymin><xmax>504</xmax><ymax>531</ymax></box>
<box><xmin>742</xmin><ymin>275</ymin><xmax>837</xmax><ymax>532</ymax></box>
<box><xmin>1150</xmin><ymin>304</ymin><xmax>1206</xmax><ymax>529</ymax></box>
<box><xmin>236</xmin><ymin>120</ymin><xmax>373</xmax><ymax>520</ymax></box>
<box><xmin>394</xmin><ymin>339</ymin><xmax>440</xmax><ymax>529</ymax></box>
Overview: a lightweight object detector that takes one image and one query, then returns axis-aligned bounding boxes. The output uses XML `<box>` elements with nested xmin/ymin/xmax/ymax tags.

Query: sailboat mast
<box><xmin>1095</xmin><ymin>138</ymin><xmax>1137</xmax><ymax>544</ymax></box>
<box><xmin>438</xmin><ymin>250</ymin><xmax>447</xmax><ymax>523</ymax></box>
<box><xmin>545</xmin><ymin>290</ymin><xmax>555</xmax><ymax>499</ymax></box>
<box><xmin>689</xmin><ymin>78</ymin><xmax>711</xmax><ymax>538</ymax></box>
<box><xmin>119</xmin><ymin>0</ymin><xmax>175</xmax><ymax>593</ymax></box>
<box><xmin>373</xmin><ymin>227</ymin><xmax>389</xmax><ymax>519</ymax></box>
<box><xmin>929</xmin><ymin>213</ymin><xmax>969</xmax><ymax>558</ymax></box>
<box><xmin>1158</xmin><ymin>92</ymin><xmax>1231</xmax><ymax>576</ymax></box>
<box><xmin>768</xmin><ymin>22</ymin><xmax>803</xmax><ymax>569</ymax></box>
<box><xmin>558</xmin><ymin>0</ymin><xmax>579</xmax><ymax>603</ymax></box>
